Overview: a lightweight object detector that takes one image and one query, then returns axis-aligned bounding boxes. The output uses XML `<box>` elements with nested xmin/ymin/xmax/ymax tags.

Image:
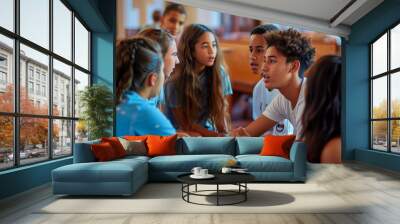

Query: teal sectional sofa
<box><xmin>52</xmin><ymin>137</ymin><xmax>307</xmax><ymax>196</ymax></box>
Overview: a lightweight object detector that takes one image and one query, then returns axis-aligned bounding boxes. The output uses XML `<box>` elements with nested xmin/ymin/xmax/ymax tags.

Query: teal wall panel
<box><xmin>345</xmin><ymin>0</ymin><xmax>400</xmax><ymax>171</ymax></box>
<box><xmin>0</xmin><ymin>158</ymin><xmax>72</xmax><ymax>199</ymax></box>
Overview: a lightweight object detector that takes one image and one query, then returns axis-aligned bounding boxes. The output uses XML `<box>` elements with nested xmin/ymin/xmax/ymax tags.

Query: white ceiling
<box><xmin>169</xmin><ymin>0</ymin><xmax>384</xmax><ymax>38</ymax></box>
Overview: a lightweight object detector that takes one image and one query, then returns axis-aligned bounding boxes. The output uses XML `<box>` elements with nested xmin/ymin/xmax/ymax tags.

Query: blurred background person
<box><xmin>140</xmin><ymin>9</ymin><xmax>162</xmax><ymax>30</ymax></box>
<box><xmin>160</xmin><ymin>3</ymin><xmax>187</xmax><ymax>41</ymax></box>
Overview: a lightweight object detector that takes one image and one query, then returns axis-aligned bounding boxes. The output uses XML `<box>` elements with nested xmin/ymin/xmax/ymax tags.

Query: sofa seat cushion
<box><xmin>116</xmin><ymin>155</ymin><xmax>150</xmax><ymax>163</ymax></box>
<box><xmin>53</xmin><ymin>159</ymin><xmax>147</xmax><ymax>183</ymax></box>
<box><xmin>236</xmin><ymin>155</ymin><xmax>293</xmax><ymax>172</ymax></box>
<box><xmin>149</xmin><ymin>154</ymin><xmax>235</xmax><ymax>172</ymax></box>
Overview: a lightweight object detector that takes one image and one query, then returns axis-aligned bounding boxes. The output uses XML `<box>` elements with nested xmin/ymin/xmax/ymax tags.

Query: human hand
<box><xmin>217</xmin><ymin>132</ymin><xmax>228</xmax><ymax>137</ymax></box>
<box><xmin>229</xmin><ymin>127</ymin><xmax>250</xmax><ymax>137</ymax></box>
<box><xmin>176</xmin><ymin>130</ymin><xmax>202</xmax><ymax>137</ymax></box>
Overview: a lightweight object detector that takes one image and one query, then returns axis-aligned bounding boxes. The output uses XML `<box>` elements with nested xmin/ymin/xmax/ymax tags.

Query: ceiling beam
<box><xmin>169</xmin><ymin>0</ymin><xmax>351</xmax><ymax>38</ymax></box>
<box><xmin>330</xmin><ymin>0</ymin><xmax>368</xmax><ymax>28</ymax></box>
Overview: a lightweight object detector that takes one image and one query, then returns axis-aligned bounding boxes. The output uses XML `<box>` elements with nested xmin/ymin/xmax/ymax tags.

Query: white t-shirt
<box><xmin>252</xmin><ymin>79</ymin><xmax>293</xmax><ymax>136</ymax></box>
<box><xmin>262</xmin><ymin>78</ymin><xmax>307</xmax><ymax>140</ymax></box>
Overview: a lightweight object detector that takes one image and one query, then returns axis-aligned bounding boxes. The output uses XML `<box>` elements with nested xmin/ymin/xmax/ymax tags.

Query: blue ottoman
<box><xmin>52</xmin><ymin>156</ymin><xmax>148</xmax><ymax>196</ymax></box>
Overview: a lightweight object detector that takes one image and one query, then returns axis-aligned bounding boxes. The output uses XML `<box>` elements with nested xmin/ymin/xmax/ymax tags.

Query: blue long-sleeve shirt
<box><xmin>116</xmin><ymin>91</ymin><xmax>176</xmax><ymax>136</ymax></box>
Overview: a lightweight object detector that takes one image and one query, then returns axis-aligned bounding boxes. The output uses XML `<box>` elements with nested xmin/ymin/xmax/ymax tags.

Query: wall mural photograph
<box><xmin>114</xmin><ymin>0</ymin><xmax>342</xmax><ymax>163</ymax></box>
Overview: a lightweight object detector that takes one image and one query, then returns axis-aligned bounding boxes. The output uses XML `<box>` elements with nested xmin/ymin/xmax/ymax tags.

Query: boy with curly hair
<box><xmin>231</xmin><ymin>28</ymin><xmax>315</xmax><ymax>140</ymax></box>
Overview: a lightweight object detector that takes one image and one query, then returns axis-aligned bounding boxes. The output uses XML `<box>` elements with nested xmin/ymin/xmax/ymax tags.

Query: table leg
<box><xmin>245</xmin><ymin>183</ymin><xmax>247</xmax><ymax>201</ymax></box>
<box><xmin>217</xmin><ymin>184</ymin><xmax>219</xmax><ymax>206</ymax></box>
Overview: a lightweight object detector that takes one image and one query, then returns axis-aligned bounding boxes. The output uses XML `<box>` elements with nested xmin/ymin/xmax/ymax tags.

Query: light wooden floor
<box><xmin>1</xmin><ymin>162</ymin><xmax>400</xmax><ymax>224</ymax></box>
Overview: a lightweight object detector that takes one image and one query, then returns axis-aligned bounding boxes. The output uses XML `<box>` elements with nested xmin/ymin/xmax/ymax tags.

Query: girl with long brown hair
<box><xmin>302</xmin><ymin>55</ymin><xmax>341</xmax><ymax>163</ymax></box>
<box><xmin>115</xmin><ymin>37</ymin><xmax>176</xmax><ymax>136</ymax></box>
<box><xmin>164</xmin><ymin>24</ymin><xmax>233</xmax><ymax>136</ymax></box>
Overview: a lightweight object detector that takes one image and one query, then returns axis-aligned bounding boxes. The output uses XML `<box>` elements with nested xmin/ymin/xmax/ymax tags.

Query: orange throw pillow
<box><xmin>146</xmin><ymin>135</ymin><xmax>177</xmax><ymax>157</ymax></box>
<box><xmin>101</xmin><ymin>137</ymin><xmax>126</xmax><ymax>158</ymax></box>
<box><xmin>91</xmin><ymin>142</ymin><xmax>117</xmax><ymax>161</ymax></box>
<box><xmin>260</xmin><ymin>135</ymin><xmax>296</xmax><ymax>159</ymax></box>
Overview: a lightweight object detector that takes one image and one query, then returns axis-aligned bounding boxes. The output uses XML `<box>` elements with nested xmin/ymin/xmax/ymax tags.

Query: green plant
<box><xmin>79</xmin><ymin>84</ymin><xmax>114</xmax><ymax>140</ymax></box>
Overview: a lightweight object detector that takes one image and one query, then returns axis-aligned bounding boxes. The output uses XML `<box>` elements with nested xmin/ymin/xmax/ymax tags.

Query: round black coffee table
<box><xmin>177</xmin><ymin>173</ymin><xmax>255</xmax><ymax>206</ymax></box>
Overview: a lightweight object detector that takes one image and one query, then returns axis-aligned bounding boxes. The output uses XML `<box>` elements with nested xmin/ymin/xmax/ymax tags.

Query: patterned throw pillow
<box><xmin>118</xmin><ymin>137</ymin><xmax>147</xmax><ymax>156</ymax></box>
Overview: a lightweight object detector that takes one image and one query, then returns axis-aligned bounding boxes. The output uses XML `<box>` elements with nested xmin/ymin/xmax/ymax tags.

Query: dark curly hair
<box><xmin>301</xmin><ymin>55</ymin><xmax>341</xmax><ymax>163</ymax></box>
<box><xmin>264</xmin><ymin>28</ymin><xmax>315</xmax><ymax>77</ymax></box>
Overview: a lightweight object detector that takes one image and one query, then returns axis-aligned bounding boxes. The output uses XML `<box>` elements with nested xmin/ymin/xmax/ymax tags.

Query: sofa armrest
<box><xmin>289</xmin><ymin>141</ymin><xmax>307</xmax><ymax>181</ymax></box>
<box><xmin>73</xmin><ymin>140</ymin><xmax>100</xmax><ymax>163</ymax></box>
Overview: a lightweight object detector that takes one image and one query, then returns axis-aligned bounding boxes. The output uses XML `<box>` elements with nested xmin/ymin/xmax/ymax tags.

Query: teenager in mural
<box><xmin>231</xmin><ymin>28</ymin><xmax>315</xmax><ymax>140</ymax></box>
<box><xmin>249</xmin><ymin>24</ymin><xmax>294</xmax><ymax>136</ymax></box>
<box><xmin>302</xmin><ymin>55</ymin><xmax>342</xmax><ymax>163</ymax></box>
<box><xmin>164</xmin><ymin>24</ymin><xmax>233</xmax><ymax>137</ymax></box>
<box><xmin>115</xmin><ymin>37</ymin><xmax>176</xmax><ymax>136</ymax></box>
<box><xmin>160</xmin><ymin>3</ymin><xmax>187</xmax><ymax>41</ymax></box>
<box><xmin>138</xmin><ymin>28</ymin><xmax>179</xmax><ymax>108</ymax></box>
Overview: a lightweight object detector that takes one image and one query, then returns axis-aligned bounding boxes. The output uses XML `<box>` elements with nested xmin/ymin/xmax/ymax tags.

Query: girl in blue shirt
<box><xmin>164</xmin><ymin>24</ymin><xmax>233</xmax><ymax>137</ymax></box>
<box><xmin>116</xmin><ymin>37</ymin><xmax>176</xmax><ymax>136</ymax></box>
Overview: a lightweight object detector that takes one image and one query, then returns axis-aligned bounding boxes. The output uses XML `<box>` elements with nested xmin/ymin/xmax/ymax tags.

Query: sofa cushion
<box><xmin>236</xmin><ymin>155</ymin><xmax>293</xmax><ymax>172</ymax></box>
<box><xmin>148</xmin><ymin>154</ymin><xmax>235</xmax><ymax>172</ymax></box>
<box><xmin>235</xmin><ymin>137</ymin><xmax>264</xmax><ymax>155</ymax></box>
<box><xmin>177</xmin><ymin>137</ymin><xmax>235</xmax><ymax>155</ymax></box>
<box><xmin>118</xmin><ymin>138</ymin><xmax>147</xmax><ymax>156</ymax></box>
<box><xmin>147</xmin><ymin>135</ymin><xmax>177</xmax><ymax>156</ymax></box>
<box><xmin>91</xmin><ymin>142</ymin><xmax>118</xmax><ymax>161</ymax></box>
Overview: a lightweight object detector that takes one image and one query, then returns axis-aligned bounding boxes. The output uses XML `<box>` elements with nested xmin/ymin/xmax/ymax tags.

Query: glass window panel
<box><xmin>0</xmin><ymin>0</ymin><xmax>14</xmax><ymax>31</ymax></box>
<box><xmin>53</xmin><ymin>0</ymin><xmax>72</xmax><ymax>60</ymax></box>
<box><xmin>74</xmin><ymin>18</ymin><xmax>89</xmax><ymax>70</ymax></box>
<box><xmin>20</xmin><ymin>44</ymin><xmax>49</xmax><ymax>115</ymax></box>
<box><xmin>0</xmin><ymin>34</ymin><xmax>14</xmax><ymax>112</ymax></box>
<box><xmin>74</xmin><ymin>69</ymin><xmax>89</xmax><ymax>118</ymax></box>
<box><xmin>372</xmin><ymin>77</ymin><xmax>387</xmax><ymax>119</ymax></box>
<box><xmin>20</xmin><ymin>0</ymin><xmax>49</xmax><ymax>49</ymax></box>
<box><xmin>391</xmin><ymin>24</ymin><xmax>400</xmax><ymax>70</ymax></box>
<box><xmin>53</xmin><ymin>59</ymin><xmax>72</xmax><ymax>117</ymax></box>
<box><xmin>391</xmin><ymin>120</ymin><xmax>400</xmax><ymax>153</ymax></box>
<box><xmin>53</xmin><ymin>119</ymin><xmax>72</xmax><ymax>158</ymax></box>
<box><xmin>0</xmin><ymin>116</ymin><xmax>14</xmax><ymax>170</ymax></box>
<box><xmin>391</xmin><ymin>72</ymin><xmax>400</xmax><ymax>118</ymax></box>
<box><xmin>372</xmin><ymin>33</ymin><xmax>387</xmax><ymax>76</ymax></box>
<box><xmin>20</xmin><ymin>117</ymin><xmax>49</xmax><ymax>165</ymax></box>
<box><xmin>75</xmin><ymin>120</ymin><xmax>88</xmax><ymax>143</ymax></box>
<box><xmin>372</xmin><ymin>121</ymin><xmax>388</xmax><ymax>151</ymax></box>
